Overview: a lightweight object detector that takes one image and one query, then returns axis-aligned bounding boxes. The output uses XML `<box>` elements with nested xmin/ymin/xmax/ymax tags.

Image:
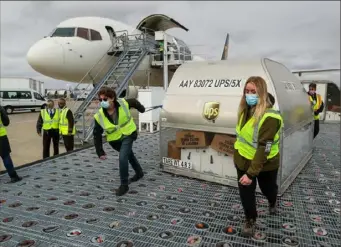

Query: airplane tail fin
<box><xmin>221</xmin><ymin>33</ymin><xmax>230</xmax><ymax>60</ymax></box>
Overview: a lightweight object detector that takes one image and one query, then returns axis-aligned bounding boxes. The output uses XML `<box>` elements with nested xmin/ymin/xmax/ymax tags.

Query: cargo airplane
<box><xmin>26</xmin><ymin>14</ymin><xmax>202</xmax><ymax>91</ymax></box>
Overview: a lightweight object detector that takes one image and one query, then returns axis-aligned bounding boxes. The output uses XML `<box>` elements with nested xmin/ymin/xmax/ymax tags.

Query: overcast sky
<box><xmin>1</xmin><ymin>1</ymin><xmax>340</xmax><ymax>89</ymax></box>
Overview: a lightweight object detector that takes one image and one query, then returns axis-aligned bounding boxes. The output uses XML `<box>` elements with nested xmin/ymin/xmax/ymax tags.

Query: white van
<box><xmin>0</xmin><ymin>88</ymin><xmax>48</xmax><ymax>114</ymax></box>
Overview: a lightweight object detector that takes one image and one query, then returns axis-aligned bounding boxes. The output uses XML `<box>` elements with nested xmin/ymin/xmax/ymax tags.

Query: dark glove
<box><xmin>139</xmin><ymin>105</ymin><xmax>146</xmax><ymax>113</ymax></box>
<box><xmin>314</xmin><ymin>111</ymin><xmax>319</xmax><ymax>116</ymax></box>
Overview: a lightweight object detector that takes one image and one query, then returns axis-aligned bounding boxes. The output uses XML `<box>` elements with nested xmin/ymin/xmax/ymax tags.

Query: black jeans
<box><xmin>236</xmin><ymin>168</ymin><xmax>278</xmax><ymax>220</ymax></box>
<box><xmin>1</xmin><ymin>154</ymin><xmax>15</xmax><ymax>177</ymax></box>
<box><xmin>110</xmin><ymin>135</ymin><xmax>143</xmax><ymax>185</ymax></box>
<box><xmin>43</xmin><ymin>129</ymin><xmax>59</xmax><ymax>159</ymax></box>
<box><xmin>62</xmin><ymin>135</ymin><xmax>74</xmax><ymax>152</ymax></box>
<box><xmin>313</xmin><ymin>120</ymin><xmax>320</xmax><ymax>139</ymax></box>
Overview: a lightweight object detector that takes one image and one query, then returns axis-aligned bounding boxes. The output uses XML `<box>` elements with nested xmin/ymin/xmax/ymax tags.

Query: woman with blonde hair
<box><xmin>233</xmin><ymin>76</ymin><xmax>283</xmax><ymax>237</ymax></box>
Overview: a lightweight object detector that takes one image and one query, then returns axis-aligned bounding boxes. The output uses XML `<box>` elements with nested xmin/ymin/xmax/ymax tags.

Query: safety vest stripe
<box><xmin>236</xmin><ymin>133</ymin><xmax>279</xmax><ymax>149</ymax></box>
<box><xmin>60</xmin><ymin>108</ymin><xmax>68</xmax><ymax>125</ymax></box>
<box><xmin>97</xmin><ymin>113</ymin><xmax>117</xmax><ymax>134</ymax></box>
<box><xmin>236</xmin><ymin>109</ymin><xmax>281</xmax><ymax>149</ymax></box>
<box><xmin>117</xmin><ymin>99</ymin><xmax>132</xmax><ymax>126</ymax></box>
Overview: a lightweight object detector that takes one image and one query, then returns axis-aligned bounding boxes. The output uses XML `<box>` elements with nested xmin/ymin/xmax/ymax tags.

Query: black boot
<box><xmin>115</xmin><ymin>185</ymin><xmax>129</xmax><ymax>196</ymax></box>
<box><xmin>10</xmin><ymin>171</ymin><xmax>22</xmax><ymax>183</ymax></box>
<box><xmin>129</xmin><ymin>172</ymin><xmax>144</xmax><ymax>184</ymax></box>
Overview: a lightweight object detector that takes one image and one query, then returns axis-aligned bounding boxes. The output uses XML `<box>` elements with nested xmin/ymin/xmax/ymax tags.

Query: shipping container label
<box><xmin>178</xmin><ymin>79</ymin><xmax>242</xmax><ymax>88</ymax></box>
<box><xmin>162</xmin><ymin>157</ymin><xmax>193</xmax><ymax>169</ymax></box>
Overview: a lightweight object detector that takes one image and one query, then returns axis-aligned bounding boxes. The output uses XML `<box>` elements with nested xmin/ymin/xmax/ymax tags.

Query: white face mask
<box><xmin>245</xmin><ymin>94</ymin><xmax>259</xmax><ymax>106</ymax></box>
<box><xmin>100</xmin><ymin>101</ymin><xmax>110</xmax><ymax>109</ymax></box>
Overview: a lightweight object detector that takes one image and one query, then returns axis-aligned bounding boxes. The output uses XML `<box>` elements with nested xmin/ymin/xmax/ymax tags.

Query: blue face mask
<box><xmin>100</xmin><ymin>101</ymin><xmax>110</xmax><ymax>109</ymax></box>
<box><xmin>245</xmin><ymin>94</ymin><xmax>258</xmax><ymax>106</ymax></box>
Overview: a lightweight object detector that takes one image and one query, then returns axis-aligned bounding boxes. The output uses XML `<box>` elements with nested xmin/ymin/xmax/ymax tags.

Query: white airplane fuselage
<box><xmin>27</xmin><ymin>17</ymin><xmax>175</xmax><ymax>87</ymax></box>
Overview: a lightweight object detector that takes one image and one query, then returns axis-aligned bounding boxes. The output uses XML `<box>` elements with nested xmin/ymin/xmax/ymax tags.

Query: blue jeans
<box><xmin>2</xmin><ymin>155</ymin><xmax>15</xmax><ymax>177</ymax></box>
<box><xmin>110</xmin><ymin>135</ymin><xmax>143</xmax><ymax>185</ymax></box>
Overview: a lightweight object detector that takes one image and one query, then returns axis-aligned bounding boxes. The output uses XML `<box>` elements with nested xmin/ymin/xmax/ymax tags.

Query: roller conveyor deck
<box><xmin>0</xmin><ymin>124</ymin><xmax>340</xmax><ymax>247</ymax></box>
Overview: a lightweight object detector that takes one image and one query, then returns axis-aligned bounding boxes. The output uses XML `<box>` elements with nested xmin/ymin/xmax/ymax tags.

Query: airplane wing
<box><xmin>136</xmin><ymin>14</ymin><xmax>189</xmax><ymax>33</ymax></box>
<box><xmin>292</xmin><ymin>68</ymin><xmax>340</xmax><ymax>76</ymax></box>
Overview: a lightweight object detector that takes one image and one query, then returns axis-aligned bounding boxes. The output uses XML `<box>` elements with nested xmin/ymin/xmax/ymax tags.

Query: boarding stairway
<box><xmin>65</xmin><ymin>30</ymin><xmax>157</xmax><ymax>146</ymax></box>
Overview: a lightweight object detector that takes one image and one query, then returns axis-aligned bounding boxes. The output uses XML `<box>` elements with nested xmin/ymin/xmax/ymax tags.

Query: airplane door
<box><xmin>105</xmin><ymin>26</ymin><xmax>116</xmax><ymax>46</ymax></box>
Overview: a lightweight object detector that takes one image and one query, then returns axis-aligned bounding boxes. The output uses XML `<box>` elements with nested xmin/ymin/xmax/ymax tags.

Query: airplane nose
<box><xmin>27</xmin><ymin>39</ymin><xmax>65</xmax><ymax>75</ymax></box>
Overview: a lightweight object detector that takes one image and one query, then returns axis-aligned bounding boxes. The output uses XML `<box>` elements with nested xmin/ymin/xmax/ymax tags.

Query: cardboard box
<box><xmin>175</xmin><ymin>130</ymin><xmax>214</xmax><ymax>148</ymax></box>
<box><xmin>210</xmin><ymin>134</ymin><xmax>236</xmax><ymax>156</ymax></box>
<box><xmin>168</xmin><ymin>140</ymin><xmax>181</xmax><ymax>160</ymax></box>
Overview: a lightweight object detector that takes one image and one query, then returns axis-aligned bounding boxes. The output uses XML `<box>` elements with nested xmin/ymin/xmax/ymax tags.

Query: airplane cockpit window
<box><xmin>51</xmin><ymin>28</ymin><xmax>76</xmax><ymax>37</ymax></box>
<box><xmin>76</xmin><ymin>27</ymin><xmax>89</xmax><ymax>40</ymax></box>
<box><xmin>90</xmin><ymin>29</ymin><xmax>102</xmax><ymax>41</ymax></box>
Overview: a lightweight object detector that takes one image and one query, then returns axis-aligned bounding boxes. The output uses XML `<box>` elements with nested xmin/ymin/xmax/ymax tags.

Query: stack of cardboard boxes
<box><xmin>168</xmin><ymin>130</ymin><xmax>236</xmax><ymax>159</ymax></box>
<box><xmin>167</xmin><ymin>130</ymin><xmax>237</xmax><ymax>177</ymax></box>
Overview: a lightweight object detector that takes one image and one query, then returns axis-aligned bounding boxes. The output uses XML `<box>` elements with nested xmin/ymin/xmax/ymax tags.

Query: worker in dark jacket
<box><xmin>0</xmin><ymin>105</ymin><xmax>22</xmax><ymax>182</ymax></box>
<box><xmin>158</xmin><ymin>40</ymin><xmax>164</xmax><ymax>61</ymax></box>
<box><xmin>93</xmin><ymin>86</ymin><xmax>145</xmax><ymax>196</ymax></box>
<box><xmin>307</xmin><ymin>82</ymin><xmax>324</xmax><ymax>139</ymax></box>
<box><xmin>233</xmin><ymin>76</ymin><xmax>283</xmax><ymax>237</ymax></box>
<box><xmin>36</xmin><ymin>99</ymin><xmax>60</xmax><ymax>158</ymax></box>
<box><xmin>58</xmin><ymin>98</ymin><xmax>75</xmax><ymax>152</ymax></box>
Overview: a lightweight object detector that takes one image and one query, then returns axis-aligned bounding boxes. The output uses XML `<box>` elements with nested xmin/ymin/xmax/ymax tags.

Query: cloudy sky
<box><xmin>1</xmin><ymin>1</ymin><xmax>340</xmax><ymax>89</ymax></box>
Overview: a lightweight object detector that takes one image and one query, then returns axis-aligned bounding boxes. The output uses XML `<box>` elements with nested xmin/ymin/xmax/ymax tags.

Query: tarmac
<box><xmin>0</xmin><ymin>111</ymin><xmax>66</xmax><ymax>172</ymax></box>
<box><xmin>0</xmin><ymin>105</ymin><xmax>140</xmax><ymax>173</ymax></box>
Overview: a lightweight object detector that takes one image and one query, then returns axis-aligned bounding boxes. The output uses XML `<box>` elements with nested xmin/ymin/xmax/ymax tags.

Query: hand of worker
<box><xmin>239</xmin><ymin>174</ymin><xmax>252</xmax><ymax>186</ymax></box>
<box><xmin>37</xmin><ymin>132</ymin><xmax>42</xmax><ymax>137</ymax></box>
<box><xmin>99</xmin><ymin>155</ymin><xmax>107</xmax><ymax>160</ymax></box>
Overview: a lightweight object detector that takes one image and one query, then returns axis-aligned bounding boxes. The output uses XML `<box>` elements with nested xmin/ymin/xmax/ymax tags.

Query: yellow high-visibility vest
<box><xmin>41</xmin><ymin>109</ymin><xmax>60</xmax><ymax>130</ymax></box>
<box><xmin>309</xmin><ymin>94</ymin><xmax>322</xmax><ymax>120</ymax></box>
<box><xmin>94</xmin><ymin>98</ymin><xmax>136</xmax><ymax>142</ymax></box>
<box><xmin>0</xmin><ymin>117</ymin><xmax>7</xmax><ymax>137</ymax></box>
<box><xmin>159</xmin><ymin>41</ymin><xmax>164</xmax><ymax>52</ymax></box>
<box><xmin>59</xmin><ymin>107</ymin><xmax>76</xmax><ymax>135</ymax></box>
<box><xmin>234</xmin><ymin>108</ymin><xmax>284</xmax><ymax>160</ymax></box>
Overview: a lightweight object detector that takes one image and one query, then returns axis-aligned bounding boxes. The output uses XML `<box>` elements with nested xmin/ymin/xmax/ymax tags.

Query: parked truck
<box><xmin>0</xmin><ymin>77</ymin><xmax>45</xmax><ymax>95</ymax></box>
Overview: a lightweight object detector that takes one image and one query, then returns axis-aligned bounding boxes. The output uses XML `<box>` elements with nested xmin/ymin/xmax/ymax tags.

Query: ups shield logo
<box><xmin>203</xmin><ymin>102</ymin><xmax>220</xmax><ymax>121</ymax></box>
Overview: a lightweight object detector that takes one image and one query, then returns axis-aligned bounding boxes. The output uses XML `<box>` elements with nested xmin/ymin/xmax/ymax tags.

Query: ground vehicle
<box><xmin>0</xmin><ymin>88</ymin><xmax>47</xmax><ymax>114</ymax></box>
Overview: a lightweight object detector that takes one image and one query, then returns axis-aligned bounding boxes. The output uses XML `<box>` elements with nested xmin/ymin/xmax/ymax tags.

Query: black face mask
<box><xmin>58</xmin><ymin>104</ymin><xmax>65</xmax><ymax>109</ymax></box>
